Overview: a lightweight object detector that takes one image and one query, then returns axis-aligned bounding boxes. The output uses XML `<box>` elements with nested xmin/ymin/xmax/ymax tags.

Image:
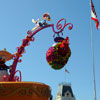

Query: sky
<box><xmin>0</xmin><ymin>0</ymin><xmax>100</xmax><ymax>100</ymax></box>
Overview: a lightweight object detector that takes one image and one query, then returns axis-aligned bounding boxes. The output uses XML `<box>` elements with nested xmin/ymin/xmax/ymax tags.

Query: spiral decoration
<box><xmin>52</xmin><ymin>18</ymin><xmax>73</xmax><ymax>37</ymax></box>
<box><xmin>46</xmin><ymin>37</ymin><xmax>71</xmax><ymax>70</ymax></box>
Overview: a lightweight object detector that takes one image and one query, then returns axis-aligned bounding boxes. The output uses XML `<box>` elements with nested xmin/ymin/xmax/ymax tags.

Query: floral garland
<box><xmin>46</xmin><ymin>37</ymin><xmax>71</xmax><ymax>70</ymax></box>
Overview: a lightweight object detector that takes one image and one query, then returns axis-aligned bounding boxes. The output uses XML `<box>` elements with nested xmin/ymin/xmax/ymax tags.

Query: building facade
<box><xmin>55</xmin><ymin>83</ymin><xmax>76</xmax><ymax>100</ymax></box>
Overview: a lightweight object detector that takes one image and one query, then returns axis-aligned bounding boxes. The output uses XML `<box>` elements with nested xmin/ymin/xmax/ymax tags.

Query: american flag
<box><xmin>90</xmin><ymin>0</ymin><xmax>99</xmax><ymax>29</ymax></box>
<box><xmin>65</xmin><ymin>69</ymin><xmax>70</xmax><ymax>73</ymax></box>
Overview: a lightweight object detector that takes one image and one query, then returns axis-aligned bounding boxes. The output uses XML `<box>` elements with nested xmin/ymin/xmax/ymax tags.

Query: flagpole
<box><xmin>64</xmin><ymin>68</ymin><xmax>67</xmax><ymax>82</ymax></box>
<box><xmin>64</xmin><ymin>68</ymin><xmax>70</xmax><ymax>83</ymax></box>
<box><xmin>90</xmin><ymin>1</ymin><xmax>97</xmax><ymax>100</ymax></box>
<box><xmin>90</xmin><ymin>19</ymin><xmax>97</xmax><ymax>100</ymax></box>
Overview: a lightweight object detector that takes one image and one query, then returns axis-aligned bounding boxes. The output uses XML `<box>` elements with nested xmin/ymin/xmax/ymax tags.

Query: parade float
<box><xmin>0</xmin><ymin>13</ymin><xmax>73</xmax><ymax>100</ymax></box>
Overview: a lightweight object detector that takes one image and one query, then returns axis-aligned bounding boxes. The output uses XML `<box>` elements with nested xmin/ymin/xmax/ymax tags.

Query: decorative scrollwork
<box><xmin>52</xmin><ymin>18</ymin><xmax>73</xmax><ymax>37</ymax></box>
<box><xmin>13</xmin><ymin>70</ymin><xmax>22</xmax><ymax>82</ymax></box>
<box><xmin>56</xmin><ymin>18</ymin><xmax>66</xmax><ymax>30</ymax></box>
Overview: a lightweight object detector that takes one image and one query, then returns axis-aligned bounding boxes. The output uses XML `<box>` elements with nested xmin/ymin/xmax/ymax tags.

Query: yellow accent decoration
<box><xmin>15</xmin><ymin>53</ymin><xmax>22</xmax><ymax>57</ymax></box>
<box><xmin>21</xmin><ymin>45</ymin><xmax>25</xmax><ymax>48</ymax></box>
<box><xmin>26</xmin><ymin>36</ymin><xmax>32</xmax><ymax>41</ymax></box>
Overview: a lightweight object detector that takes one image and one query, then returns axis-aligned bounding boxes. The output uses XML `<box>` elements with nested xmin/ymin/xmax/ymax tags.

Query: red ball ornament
<box><xmin>46</xmin><ymin>37</ymin><xmax>71</xmax><ymax>70</ymax></box>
